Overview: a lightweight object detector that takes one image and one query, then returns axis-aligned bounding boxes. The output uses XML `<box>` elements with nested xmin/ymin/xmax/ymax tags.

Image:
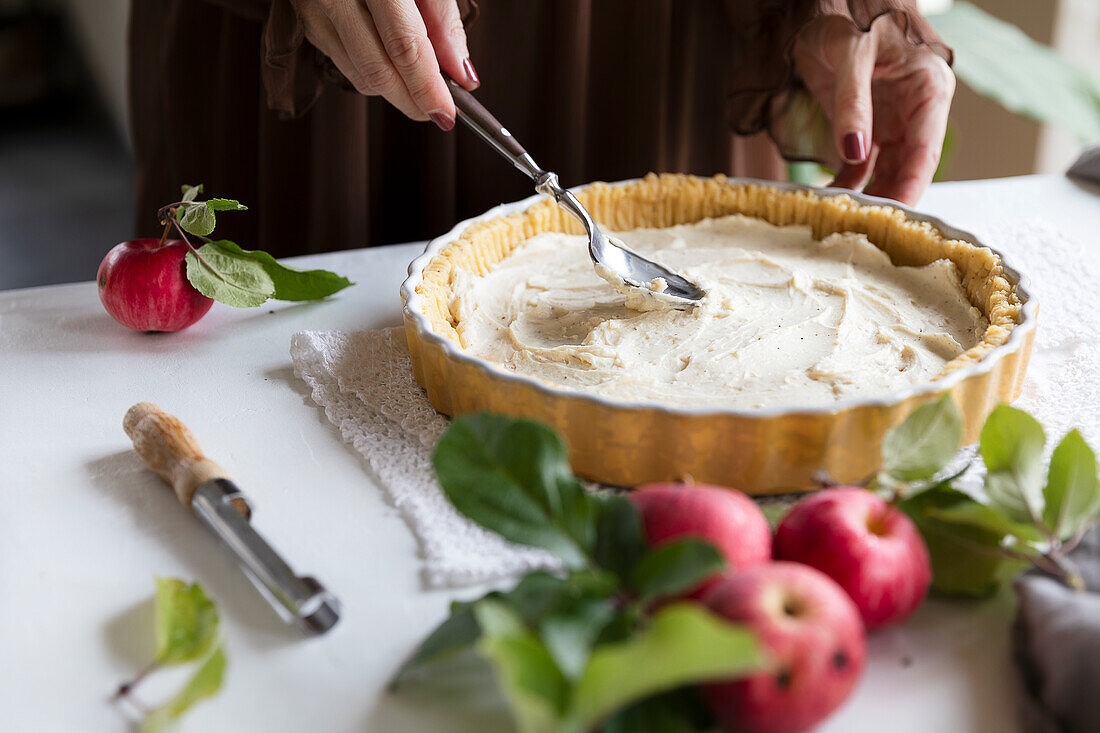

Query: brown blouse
<box><xmin>129</xmin><ymin>0</ymin><xmax>948</xmax><ymax>258</ymax></box>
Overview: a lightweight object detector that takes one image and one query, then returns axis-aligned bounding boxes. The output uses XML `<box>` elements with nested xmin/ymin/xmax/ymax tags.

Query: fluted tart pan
<box><xmin>400</xmin><ymin>174</ymin><xmax>1036</xmax><ymax>495</ymax></box>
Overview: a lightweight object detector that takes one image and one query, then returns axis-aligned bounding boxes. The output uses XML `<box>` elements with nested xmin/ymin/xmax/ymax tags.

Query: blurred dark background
<box><xmin>0</xmin><ymin>0</ymin><xmax>1097</xmax><ymax>291</ymax></box>
<box><xmin>0</xmin><ymin>0</ymin><xmax>131</xmax><ymax>290</ymax></box>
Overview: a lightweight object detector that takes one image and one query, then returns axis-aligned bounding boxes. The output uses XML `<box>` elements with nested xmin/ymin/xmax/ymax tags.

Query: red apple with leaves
<box><xmin>97</xmin><ymin>184</ymin><xmax>351</xmax><ymax>333</ymax></box>
<box><xmin>628</xmin><ymin>483</ymin><xmax>771</xmax><ymax>597</ymax></box>
<box><xmin>97</xmin><ymin>238</ymin><xmax>213</xmax><ymax>332</ymax></box>
<box><xmin>774</xmin><ymin>487</ymin><xmax>932</xmax><ymax>630</ymax></box>
<box><xmin>702</xmin><ymin>561</ymin><xmax>866</xmax><ymax>733</ymax></box>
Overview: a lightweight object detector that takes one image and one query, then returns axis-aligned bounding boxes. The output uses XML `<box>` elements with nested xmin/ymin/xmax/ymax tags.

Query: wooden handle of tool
<box><xmin>124</xmin><ymin>402</ymin><xmax>249</xmax><ymax>517</ymax></box>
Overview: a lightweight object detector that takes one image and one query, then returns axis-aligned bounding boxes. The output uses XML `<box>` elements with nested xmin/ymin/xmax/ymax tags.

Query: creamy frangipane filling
<box><xmin>449</xmin><ymin>214</ymin><xmax>987</xmax><ymax>409</ymax></box>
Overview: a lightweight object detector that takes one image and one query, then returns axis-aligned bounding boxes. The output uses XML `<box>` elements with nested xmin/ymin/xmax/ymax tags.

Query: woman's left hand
<box><xmin>792</xmin><ymin>13</ymin><xmax>955</xmax><ymax>206</ymax></box>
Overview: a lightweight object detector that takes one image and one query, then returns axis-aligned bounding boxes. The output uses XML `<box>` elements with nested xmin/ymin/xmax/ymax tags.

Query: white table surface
<box><xmin>3</xmin><ymin>174</ymin><xmax>1099</xmax><ymax>732</ymax></box>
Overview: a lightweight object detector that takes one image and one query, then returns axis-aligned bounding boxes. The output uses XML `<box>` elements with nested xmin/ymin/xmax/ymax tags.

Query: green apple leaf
<box><xmin>980</xmin><ymin>405</ymin><xmax>1047</xmax><ymax>524</ymax></box>
<box><xmin>206</xmin><ymin>198</ymin><xmax>248</xmax><ymax>212</ymax></box>
<box><xmin>140</xmin><ymin>646</ymin><xmax>227</xmax><ymax>733</ymax></box>
<box><xmin>185</xmin><ymin>245</ymin><xmax>275</xmax><ymax>308</ymax></box>
<box><xmin>474</xmin><ymin>600</ymin><xmax>570</xmax><ymax>733</ymax></box>
<box><xmin>153</xmin><ymin>578</ymin><xmax>220</xmax><ymax>666</ymax></box>
<box><xmin>178</xmin><ymin>202</ymin><xmax>216</xmax><ymax>237</ymax></box>
<box><xmin>395</xmin><ymin>571</ymin><xmax>611</xmax><ymax>684</ymax></box>
<box><xmin>928</xmin><ymin>2</ymin><xmax>1100</xmax><ymax>143</ymax></box>
<box><xmin>570</xmin><ymin>603</ymin><xmax>763</xmax><ymax>728</ymax></box>
<box><xmin>597</xmin><ymin>688</ymin><xmax>713</xmax><ymax>733</ymax></box>
<box><xmin>899</xmin><ymin>484</ymin><xmax>1028</xmax><ymax>596</ymax></box>
<box><xmin>538</xmin><ymin>595</ymin><xmax>615</xmax><ymax>680</ymax></box>
<box><xmin>394</xmin><ymin>603</ymin><xmax>481</xmax><ymax>684</ymax></box>
<box><xmin>591</xmin><ymin>493</ymin><xmax>648</xmax><ymax>583</ymax></box>
<box><xmin>180</xmin><ymin>184</ymin><xmax>203</xmax><ymax>202</ymax></box>
<box><xmin>200</xmin><ymin>240</ymin><xmax>352</xmax><ymax>301</ymax></box>
<box><xmin>433</xmin><ymin>414</ymin><xmax>596</xmax><ymax>567</ymax></box>
<box><xmin>628</xmin><ymin>540</ymin><xmax>725</xmax><ymax>604</ymax></box>
<box><xmin>926</xmin><ymin>501</ymin><xmax>1045</xmax><ymax>547</ymax></box>
<box><xmin>1044</xmin><ymin>429</ymin><xmax>1100</xmax><ymax>540</ymax></box>
<box><xmin>881</xmin><ymin>394</ymin><xmax>965</xmax><ymax>482</ymax></box>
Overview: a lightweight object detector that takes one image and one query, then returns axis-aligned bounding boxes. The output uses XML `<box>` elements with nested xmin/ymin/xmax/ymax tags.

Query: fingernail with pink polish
<box><xmin>844</xmin><ymin>132</ymin><xmax>867</xmax><ymax>162</ymax></box>
<box><xmin>429</xmin><ymin>112</ymin><xmax>455</xmax><ymax>131</ymax></box>
<box><xmin>462</xmin><ymin>57</ymin><xmax>479</xmax><ymax>88</ymax></box>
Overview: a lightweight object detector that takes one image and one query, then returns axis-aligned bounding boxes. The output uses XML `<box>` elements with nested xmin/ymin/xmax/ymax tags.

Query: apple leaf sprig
<box><xmin>160</xmin><ymin>184</ymin><xmax>352</xmax><ymax>307</ymax></box>
<box><xmin>393</xmin><ymin>413</ymin><xmax>765</xmax><ymax>733</ymax></box>
<box><xmin>112</xmin><ymin>578</ymin><xmax>227</xmax><ymax>732</ymax></box>
<box><xmin>866</xmin><ymin>395</ymin><xmax>1100</xmax><ymax>595</ymax></box>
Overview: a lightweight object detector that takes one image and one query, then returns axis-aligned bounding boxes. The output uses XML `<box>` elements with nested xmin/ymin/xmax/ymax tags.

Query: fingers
<box><xmin>829</xmin><ymin>147</ymin><xmax>877</xmax><ymax>191</ymax></box>
<box><xmin>865</xmin><ymin>57</ymin><xmax>954</xmax><ymax>205</ymax></box>
<box><xmin>308</xmin><ymin>0</ymin><xmax>425</xmax><ymax>120</ymax></box>
<box><xmin>417</xmin><ymin>0</ymin><xmax>478</xmax><ymax>89</ymax></box>
<box><xmin>366</xmin><ymin>0</ymin><xmax>455</xmax><ymax>128</ymax></box>
<box><xmin>832</xmin><ymin>29</ymin><xmax>877</xmax><ymax>165</ymax></box>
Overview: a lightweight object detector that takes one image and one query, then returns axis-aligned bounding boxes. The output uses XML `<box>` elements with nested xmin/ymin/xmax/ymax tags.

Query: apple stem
<box><xmin>1045</xmin><ymin>551</ymin><xmax>1087</xmax><ymax>592</ymax></box>
<box><xmin>111</xmin><ymin>661</ymin><xmax>158</xmax><ymax>704</ymax></box>
<box><xmin>157</xmin><ymin>218</ymin><xmax>172</xmax><ymax>248</ymax></box>
<box><xmin>168</xmin><ymin>214</ymin><xmax>243</xmax><ymax>293</ymax></box>
<box><xmin>155</xmin><ymin>200</ymin><xmax>191</xmax><ymax>224</ymax></box>
<box><xmin>168</xmin><ymin>213</ymin><xmax>218</xmax><ymax>271</ymax></box>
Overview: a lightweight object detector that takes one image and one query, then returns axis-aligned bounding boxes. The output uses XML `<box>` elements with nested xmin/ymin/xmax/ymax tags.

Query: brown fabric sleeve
<box><xmin>725</xmin><ymin>0</ymin><xmax>952</xmax><ymax>162</ymax></box>
<box><xmin>259</xmin><ymin>0</ymin><xmax>480</xmax><ymax>119</ymax></box>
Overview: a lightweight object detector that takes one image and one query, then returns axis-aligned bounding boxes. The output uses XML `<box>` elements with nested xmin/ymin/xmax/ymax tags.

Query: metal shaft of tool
<box><xmin>191</xmin><ymin>479</ymin><xmax>340</xmax><ymax>635</ymax></box>
<box><xmin>445</xmin><ymin>78</ymin><xmax>706</xmax><ymax>304</ymax></box>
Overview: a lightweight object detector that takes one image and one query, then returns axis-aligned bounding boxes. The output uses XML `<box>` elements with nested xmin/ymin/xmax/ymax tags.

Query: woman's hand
<box><xmin>290</xmin><ymin>0</ymin><xmax>479</xmax><ymax>129</ymax></box>
<box><xmin>792</xmin><ymin>13</ymin><xmax>955</xmax><ymax>205</ymax></box>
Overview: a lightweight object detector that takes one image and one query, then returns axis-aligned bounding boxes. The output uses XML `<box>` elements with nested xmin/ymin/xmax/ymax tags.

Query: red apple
<box><xmin>97</xmin><ymin>239</ymin><xmax>213</xmax><ymax>332</ymax></box>
<box><xmin>702</xmin><ymin>562</ymin><xmax>865</xmax><ymax>733</ymax></box>
<box><xmin>628</xmin><ymin>483</ymin><xmax>771</xmax><ymax>597</ymax></box>
<box><xmin>774</xmin><ymin>487</ymin><xmax>931</xmax><ymax>630</ymax></box>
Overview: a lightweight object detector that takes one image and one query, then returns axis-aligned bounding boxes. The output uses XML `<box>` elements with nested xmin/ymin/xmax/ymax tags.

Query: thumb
<box><xmin>832</xmin><ymin>31</ymin><xmax>876</xmax><ymax>164</ymax></box>
<box><xmin>417</xmin><ymin>0</ymin><xmax>479</xmax><ymax>90</ymax></box>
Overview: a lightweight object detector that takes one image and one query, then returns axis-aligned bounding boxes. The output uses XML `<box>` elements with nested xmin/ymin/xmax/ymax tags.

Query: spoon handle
<box><xmin>446</xmin><ymin>79</ymin><xmax>542</xmax><ymax>180</ymax></box>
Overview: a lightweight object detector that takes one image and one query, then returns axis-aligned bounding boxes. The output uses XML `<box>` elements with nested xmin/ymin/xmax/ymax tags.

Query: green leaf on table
<box><xmin>395</xmin><ymin>604</ymin><xmax>481</xmax><ymax>684</ymax></box>
<box><xmin>199</xmin><ymin>240</ymin><xmax>352</xmax><ymax>301</ymax></box>
<box><xmin>570</xmin><ymin>603</ymin><xmax>763</xmax><ymax>728</ymax></box>
<box><xmin>881</xmin><ymin>394</ymin><xmax>964</xmax><ymax>482</ymax></box>
<box><xmin>981</xmin><ymin>405</ymin><xmax>1047</xmax><ymax>524</ymax></box>
<box><xmin>180</xmin><ymin>184</ymin><xmax>203</xmax><ymax>202</ymax></box>
<box><xmin>598</xmin><ymin>688</ymin><xmax>713</xmax><ymax>733</ymax></box>
<box><xmin>394</xmin><ymin>571</ymin><xmax>606</xmax><ymax>684</ymax></box>
<box><xmin>538</xmin><ymin>595</ymin><xmax>615</xmax><ymax>680</ymax></box>
<box><xmin>141</xmin><ymin>646</ymin><xmax>227</xmax><ymax>733</ymax></box>
<box><xmin>928</xmin><ymin>2</ymin><xmax>1100</xmax><ymax>143</ymax></box>
<box><xmin>178</xmin><ymin>202</ymin><xmax>216</xmax><ymax>237</ymax></box>
<box><xmin>206</xmin><ymin>198</ymin><xmax>248</xmax><ymax>212</ymax></box>
<box><xmin>629</xmin><ymin>540</ymin><xmax>725</xmax><ymax>604</ymax></box>
<box><xmin>899</xmin><ymin>483</ymin><xmax>1028</xmax><ymax>596</ymax></box>
<box><xmin>153</xmin><ymin>577</ymin><xmax>220</xmax><ymax>665</ymax></box>
<box><xmin>185</xmin><ymin>244</ymin><xmax>275</xmax><ymax>307</ymax></box>
<box><xmin>433</xmin><ymin>413</ymin><xmax>596</xmax><ymax>567</ymax></box>
<box><xmin>1043</xmin><ymin>429</ymin><xmax>1100</xmax><ymax>540</ymax></box>
<box><xmin>474</xmin><ymin>600</ymin><xmax>570</xmax><ymax>733</ymax></box>
<box><xmin>926</xmin><ymin>501</ymin><xmax>1044</xmax><ymax>547</ymax></box>
<box><xmin>591</xmin><ymin>493</ymin><xmax>648</xmax><ymax>582</ymax></box>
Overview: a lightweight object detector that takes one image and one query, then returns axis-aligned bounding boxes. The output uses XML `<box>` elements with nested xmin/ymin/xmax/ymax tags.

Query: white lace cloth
<box><xmin>290</xmin><ymin>218</ymin><xmax>1100</xmax><ymax>588</ymax></box>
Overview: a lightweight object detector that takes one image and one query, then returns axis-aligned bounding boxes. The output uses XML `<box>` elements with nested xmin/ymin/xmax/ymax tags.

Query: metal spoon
<box><xmin>446</xmin><ymin>80</ymin><xmax>706</xmax><ymax>306</ymax></box>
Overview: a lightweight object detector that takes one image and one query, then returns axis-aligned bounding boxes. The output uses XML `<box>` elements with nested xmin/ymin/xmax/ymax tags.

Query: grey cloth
<box><xmin>1067</xmin><ymin>147</ymin><xmax>1100</xmax><ymax>186</ymax></box>
<box><xmin>1014</xmin><ymin>528</ymin><xmax>1100</xmax><ymax>733</ymax></box>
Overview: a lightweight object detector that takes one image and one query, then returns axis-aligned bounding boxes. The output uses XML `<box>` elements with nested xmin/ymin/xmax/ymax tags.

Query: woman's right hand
<box><xmin>290</xmin><ymin>0</ymin><xmax>478</xmax><ymax>129</ymax></box>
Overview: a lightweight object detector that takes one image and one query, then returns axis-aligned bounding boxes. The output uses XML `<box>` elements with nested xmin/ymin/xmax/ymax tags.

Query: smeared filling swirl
<box><xmin>449</xmin><ymin>215</ymin><xmax>987</xmax><ymax>409</ymax></box>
